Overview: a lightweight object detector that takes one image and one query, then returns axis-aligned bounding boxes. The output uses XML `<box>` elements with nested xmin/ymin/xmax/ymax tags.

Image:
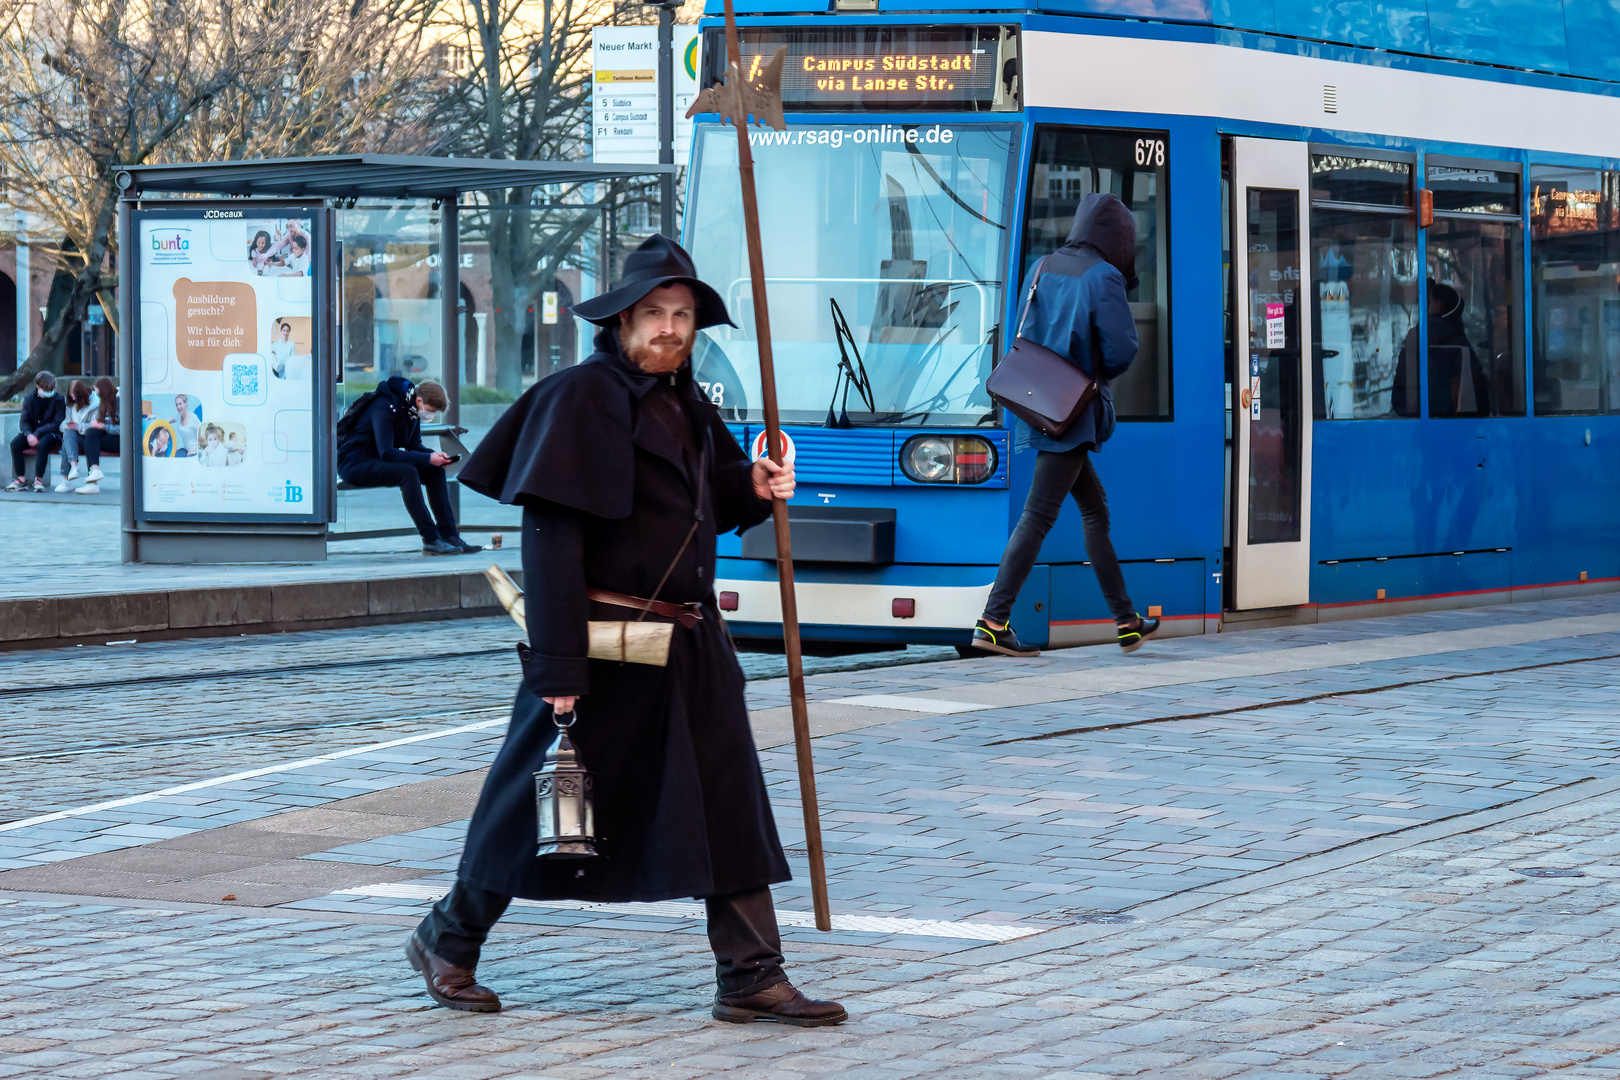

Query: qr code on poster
<box><xmin>230</xmin><ymin>363</ymin><xmax>259</xmax><ymax>398</ymax></box>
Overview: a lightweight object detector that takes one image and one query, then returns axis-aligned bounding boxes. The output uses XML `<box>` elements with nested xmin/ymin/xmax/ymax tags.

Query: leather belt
<box><xmin>587</xmin><ymin>587</ymin><xmax>704</xmax><ymax>629</ymax></box>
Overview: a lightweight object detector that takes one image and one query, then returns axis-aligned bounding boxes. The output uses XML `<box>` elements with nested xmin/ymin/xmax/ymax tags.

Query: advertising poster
<box><xmin>134</xmin><ymin>205</ymin><xmax>324</xmax><ymax>522</ymax></box>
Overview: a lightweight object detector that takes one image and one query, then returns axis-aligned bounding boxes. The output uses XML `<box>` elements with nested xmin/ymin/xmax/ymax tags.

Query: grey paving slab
<box><xmin>6</xmin><ymin>593</ymin><xmax>1620</xmax><ymax>1067</ymax></box>
<box><xmin>5</xmin><ymin>788</ymin><xmax>1620</xmax><ymax>1077</ymax></box>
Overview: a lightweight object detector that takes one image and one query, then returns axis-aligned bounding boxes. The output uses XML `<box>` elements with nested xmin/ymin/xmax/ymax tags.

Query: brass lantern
<box><xmin>534</xmin><ymin>712</ymin><xmax>598</xmax><ymax>859</ymax></box>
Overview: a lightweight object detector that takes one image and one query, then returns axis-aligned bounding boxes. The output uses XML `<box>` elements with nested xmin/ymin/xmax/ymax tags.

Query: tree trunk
<box><xmin>487</xmin><ymin>200</ymin><xmax>531</xmax><ymax>396</ymax></box>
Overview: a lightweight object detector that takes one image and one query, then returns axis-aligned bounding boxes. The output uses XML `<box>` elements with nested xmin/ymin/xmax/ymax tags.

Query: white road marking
<box><xmin>334</xmin><ymin>882</ymin><xmax>1047</xmax><ymax>942</ymax></box>
<box><xmin>0</xmin><ymin>710</ymin><xmax>510</xmax><ymax>835</ymax></box>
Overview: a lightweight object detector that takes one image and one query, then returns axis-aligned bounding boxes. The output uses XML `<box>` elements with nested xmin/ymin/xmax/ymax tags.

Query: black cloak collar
<box><xmin>457</xmin><ymin>326</ymin><xmax>717</xmax><ymax>520</ymax></box>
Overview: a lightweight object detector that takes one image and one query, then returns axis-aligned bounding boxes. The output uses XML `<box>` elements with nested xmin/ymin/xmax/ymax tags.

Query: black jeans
<box><xmin>83</xmin><ymin>428</ymin><xmax>119</xmax><ymax>468</ymax></box>
<box><xmin>418</xmin><ymin>880</ymin><xmax>788</xmax><ymax>998</ymax></box>
<box><xmin>10</xmin><ymin>432</ymin><xmax>61</xmax><ymax>483</ymax></box>
<box><xmin>340</xmin><ymin>458</ymin><xmax>458</xmax><ymax>543</ymax></box>
<box><xmin>984</xmin><ymin>446</ymin><xmax>1136</xmax><ymax>626</ymax></box>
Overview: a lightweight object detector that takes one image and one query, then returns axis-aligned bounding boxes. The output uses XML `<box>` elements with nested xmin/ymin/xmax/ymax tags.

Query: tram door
<box><xmin>1229</xmin><ymin>139</ymin><xmax>1314</xmax><ymax>610</ymax></box>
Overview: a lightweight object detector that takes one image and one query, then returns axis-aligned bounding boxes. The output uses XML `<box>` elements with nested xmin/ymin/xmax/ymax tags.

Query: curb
<box><xmin>0</xmin><ymin>568</ymin><xmax>521</xmax><ymax>651</ymax></box>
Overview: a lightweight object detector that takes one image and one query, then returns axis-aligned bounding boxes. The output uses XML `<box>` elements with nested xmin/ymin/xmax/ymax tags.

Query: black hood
<box><xmin>382</xmin><ymin>375</ymin><xmax>416</xmax><ymax>408</ymax></box>
<box><xmin>1063</xmin><ymin>192</ymin><xmax>1138</xmax><ymax>290</ymax></box>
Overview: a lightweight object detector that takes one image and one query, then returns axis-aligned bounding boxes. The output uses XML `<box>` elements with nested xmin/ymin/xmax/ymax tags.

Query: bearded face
<box><xmin>619</xmin><ymin>283</ymin><xmax>697</xmax><ymax>374</ymax></box>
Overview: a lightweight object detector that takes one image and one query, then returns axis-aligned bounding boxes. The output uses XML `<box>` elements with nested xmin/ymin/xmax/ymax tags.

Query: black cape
<box><xmin>455</xmin><ymin>329</ymin><xmax>790</xmax><ymax>902</ymax></box>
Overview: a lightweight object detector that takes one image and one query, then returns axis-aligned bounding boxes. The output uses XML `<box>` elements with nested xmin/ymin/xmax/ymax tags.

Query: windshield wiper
<box><xmin>825</xmin><ymin>297</ymin><xmax>876</xmax><ymax>428</ymax></box>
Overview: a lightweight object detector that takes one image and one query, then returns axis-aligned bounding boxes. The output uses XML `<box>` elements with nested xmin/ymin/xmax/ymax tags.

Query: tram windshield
<box><xmin>685</xmin><ymin>122</ymin><xmax>1016</xmax><ymax>426</ymax></box>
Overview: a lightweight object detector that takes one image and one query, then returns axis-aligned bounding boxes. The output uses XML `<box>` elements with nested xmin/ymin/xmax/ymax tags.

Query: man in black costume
<box><xmin>407</xmin><ymin>235</ymin><xmax>846</xmax><ymax>1028</ymax></box>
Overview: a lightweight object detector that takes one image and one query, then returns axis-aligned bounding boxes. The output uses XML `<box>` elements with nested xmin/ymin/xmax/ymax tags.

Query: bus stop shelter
<box><xmin>115</xmin><ymin>155</ymin><xmax>671</xmax><ymax>563</ymax></box>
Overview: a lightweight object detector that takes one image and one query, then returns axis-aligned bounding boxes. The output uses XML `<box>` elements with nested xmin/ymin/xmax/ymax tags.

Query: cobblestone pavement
<box><xmin>2</xmin><ymin>786</ymin><xmax>1617</xmax><ymax>1078</ymax></box>
<box><xmin>4</xmin><ymin>594</ymin><xmax>1620</xmax><ymax>1076</ymax></box>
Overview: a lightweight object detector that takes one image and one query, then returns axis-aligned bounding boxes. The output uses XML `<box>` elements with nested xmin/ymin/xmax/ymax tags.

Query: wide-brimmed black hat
<box><xmin>572</xmin><ymin>234</ymin><xmax>736</xmax><ymax>329</ymax></box>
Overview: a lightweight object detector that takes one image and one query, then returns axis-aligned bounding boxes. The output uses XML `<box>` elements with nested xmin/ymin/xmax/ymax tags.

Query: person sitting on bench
<box><xmin>336</xmin><ymin>377</ymin><xmax>480</xmax><ymax>556</ymax></box>
<box><xmin>7</xmin><ymin>371</ymin><xmax>66</xmax><ymax>492</ymax></box>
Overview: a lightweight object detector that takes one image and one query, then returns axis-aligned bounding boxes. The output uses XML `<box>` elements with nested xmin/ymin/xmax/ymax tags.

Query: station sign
<box><xmin>130</xmin><ymin>202</ymin><xmax>330</xmax><ymax>523</ymax></box>
<box><xmin>592</xmin><ymin>24</ymin><xmax>700</xmax><ymax>166</ymax></box>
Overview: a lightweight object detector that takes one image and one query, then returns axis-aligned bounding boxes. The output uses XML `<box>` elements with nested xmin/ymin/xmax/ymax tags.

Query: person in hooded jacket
<box><xmin>972</xmin><ymin>193</ymin><xmax>1161</xmax><ymax>657</ymax></box>
<box><xmin>1391</xmin><ymin>280</ymin><xmax>1491</xmax><ymax>417</ymax></box>
<box><xmin>406</xmin><ymin>234</ymin><xmax>846</xmax><ymax>1027</ymax></box>
<box><xmin>336</xmin><ymin>377</ymin><xmax>480</xmax><ymax>556</ymax></box>
<box><xmin>7</xmin><ymin>371</ymin><xmax>66</xmax><ymax>492</ymax></box>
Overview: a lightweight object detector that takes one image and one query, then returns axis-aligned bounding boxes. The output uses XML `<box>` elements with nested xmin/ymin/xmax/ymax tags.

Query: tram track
<box><xmin>0</xmin><ymin>647</ymin><xmax>515</xmax><ymax>700</ymax></box>
<box><xmin>4</xmin><ymin>641</ymin><xmax>958</xmax><ymax>703</ymax></box>
<box><xmin>987</xmin><ymin>649</ymin><xmax>1620</xmax><ymax>746</ymax></box>
<box><xmin>0</xmin><ymin>712</ymin><xmax>481</xmax><ymax>765</ymax></box>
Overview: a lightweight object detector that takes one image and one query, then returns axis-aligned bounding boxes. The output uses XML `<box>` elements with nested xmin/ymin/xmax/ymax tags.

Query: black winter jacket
<box><xmin>19</xmin><ymin>390</ymin><xmax>66</xmax><ymax>439</ymax></box>
<box><xmin>335</xmin><ymin>376</ymin><xmax>431</xmax><ymax>474</ymax></box>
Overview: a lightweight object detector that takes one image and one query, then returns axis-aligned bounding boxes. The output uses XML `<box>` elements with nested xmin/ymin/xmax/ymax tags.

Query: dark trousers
<box><xmin>340</xmin><ymin>458</ymin><xmax>458</xmax><ymax>543</ymax></box>
<box><xmin>984</xmin><ymin>446</ymin><xmax>1136</xmax><ymax>626</ymax></box>
<box><xmin>83</xmin><ymin>429</ymin><xmax>119</xmax><ymax>468</ymax></box>
<box><xmin>10</xmin><ymin>432</ymin><xmax>61</xmax><ymax>483</ymax></box>
<box><xmin>418</xmin><ymin>880</ymin><xmax>788</xmax><ymax>998</ymax></box>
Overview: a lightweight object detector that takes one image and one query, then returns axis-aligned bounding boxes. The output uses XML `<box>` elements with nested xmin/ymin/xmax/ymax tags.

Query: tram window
<box><xmin>1309</xmin><ymin>155</ymin><xmax>1419</xmax><ymax>419</ymax></box>
<box><xmin>1425</xmin><ymin>161</ymin><xmax>1525</xmax><ymax>417</ymax></box>
<box><xmin>685</xmin><ymin>122</ymin><xmax>1017</xmax><ymax>426</ymax></box>
<box><xmin>1023</xmin><ymin>127</ymin><xmax>1170</xmax><ymax>420</ymax></box>
<box><xmin>1530</xmin><ymin>165</ymin><xmax>1620</xmax><ymax>415</ymax></box>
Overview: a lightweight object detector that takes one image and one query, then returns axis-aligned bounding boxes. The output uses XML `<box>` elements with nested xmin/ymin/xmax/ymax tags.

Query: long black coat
<box><xmin>454</xmin><ymin>329</ymin><xmax>789</xmax><ymax>902</ymax></box>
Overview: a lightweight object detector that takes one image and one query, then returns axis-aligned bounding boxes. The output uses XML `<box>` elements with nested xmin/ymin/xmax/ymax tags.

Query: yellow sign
<box><xmin>596</xmin><ymin>69</ymin><xmax>654</xmax><ymax>83</ymax></box>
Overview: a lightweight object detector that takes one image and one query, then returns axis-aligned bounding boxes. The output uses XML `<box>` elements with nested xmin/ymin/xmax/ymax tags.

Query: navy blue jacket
<box><xmin>19</xmin><ymin>389</ymin><xmax>66</xmax><ymax>439</ymax></box>
<box><xmin>336</xmin><ymin>376</ymin><xmax>431</xmax><ymax>473</ymax></box>
<box><xmin>1013</xmin><ymin>193</ymin><xmax>1140</xmax><ymax>453</ymax></box>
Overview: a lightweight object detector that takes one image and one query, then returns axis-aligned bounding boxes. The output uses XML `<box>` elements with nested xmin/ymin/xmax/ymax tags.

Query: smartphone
<box><xmin>444</xmin><ymin>453</ymin><xmax>462</xmax><ymax>464</ymax></box>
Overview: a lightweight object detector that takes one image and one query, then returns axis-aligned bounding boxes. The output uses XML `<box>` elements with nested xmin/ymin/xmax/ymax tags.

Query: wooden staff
<box><xmin>689</xmin><ymin>0</ymin><xmax>830</xmax><ymax>931</ymax></box>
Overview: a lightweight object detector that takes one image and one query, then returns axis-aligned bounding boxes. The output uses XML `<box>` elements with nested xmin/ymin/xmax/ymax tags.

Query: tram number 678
<box><xmin>1134</xmin><ymin>138</ymin><xmax>1166</xmax><ymax>167</ymax></box>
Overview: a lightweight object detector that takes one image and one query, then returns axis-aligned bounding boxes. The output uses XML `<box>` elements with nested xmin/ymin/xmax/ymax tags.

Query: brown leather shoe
<box><xmin>405</xmin><ymin>932</ymin><xmax>501</xmax><ymax>1012</ymax></box>
<box><xmin>712</xmin><ymin>980</ymin><xmax>847</xmax><ymax>1027</ymax></box>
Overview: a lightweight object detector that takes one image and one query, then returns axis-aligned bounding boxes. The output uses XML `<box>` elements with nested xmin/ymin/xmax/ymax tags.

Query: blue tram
<box><xmin>682</xmin><ymin>1</ymin><xmax>1620</xmax><ymax>648</ymax></box>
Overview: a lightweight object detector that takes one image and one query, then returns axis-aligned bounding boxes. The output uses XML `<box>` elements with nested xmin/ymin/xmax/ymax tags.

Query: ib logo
<box><xmin>271</xmin><ymin>481</ymin><xmax>304</xmax><ymax>503</ymax></box>
<box><xmin>148</xmin><ymin>228</ymin><xmax>192</xmax><ymax>265</ymax></box>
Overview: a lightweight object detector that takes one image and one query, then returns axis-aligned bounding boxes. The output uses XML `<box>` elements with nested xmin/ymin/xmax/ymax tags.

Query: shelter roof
<box><xmin>115</xmin><ymin>155</ymin><xmax>670</xmax><ymax>199</ymax></box>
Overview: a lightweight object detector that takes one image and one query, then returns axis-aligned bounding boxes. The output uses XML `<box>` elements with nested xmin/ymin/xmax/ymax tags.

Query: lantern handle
<box><xmin>554</xmin><ymin>709</ymin><xmax>578</xmax><ymax>730</ymax></box>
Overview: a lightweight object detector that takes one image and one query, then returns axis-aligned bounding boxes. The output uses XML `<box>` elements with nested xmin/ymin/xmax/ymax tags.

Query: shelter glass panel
<box><xmin>334</xmin><ymin>194</ymin><xmax>652</xmax><ymax>540</ymax></box>
<box><xmin>1310</xmin><ymin>154</ymin><xmax>1420</xmax><ymax>419</ymax></box>
<box><xmin>1530</xmin><ymin>165</ymin><xmax>1620</xmax><ymax>414</ymax></box>
<box><xmin>336</xmin><ymin>205</ymin><xmax>452</xmax><ymax>540</ymax></box>
<box><xmin>1022</xmin><ymin>126</ymin><xmax>1171</xmax><ymax>420</ymax></box>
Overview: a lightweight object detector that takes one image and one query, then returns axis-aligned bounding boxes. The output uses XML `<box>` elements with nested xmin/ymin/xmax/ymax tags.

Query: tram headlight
<box><xmin>900</xmin><ymin>434</ymin><xmax>998</xmax><ymax>485</ymax></box>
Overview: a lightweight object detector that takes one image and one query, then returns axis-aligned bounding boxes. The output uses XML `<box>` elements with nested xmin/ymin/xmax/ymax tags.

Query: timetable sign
<box><xmin>592</xmin><ymin>25</ymin><xmax>700</xmax><ymax>166</ymax></box>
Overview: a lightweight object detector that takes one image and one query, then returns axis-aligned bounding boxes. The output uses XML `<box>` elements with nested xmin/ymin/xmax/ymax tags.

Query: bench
<box><xmin>335</xmin><ymin>423</ymin><xmax>470</xmax><ymax>492</ymax></box>
<box><xmin>331</xmin><ymin>423</ymin><xmax>505</xmax><ymax>542</ymax></box>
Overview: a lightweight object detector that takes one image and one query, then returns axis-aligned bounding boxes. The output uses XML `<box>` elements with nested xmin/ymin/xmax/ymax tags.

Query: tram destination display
<box><xmin>131</xmin><ymin>202</ymin><xmax>328</xmax><ymax>523</ymax></box>
<box><xmin>702</xmin><ymin>25</ymin><xmax>1014</xmax><ymax>112</ymax></box>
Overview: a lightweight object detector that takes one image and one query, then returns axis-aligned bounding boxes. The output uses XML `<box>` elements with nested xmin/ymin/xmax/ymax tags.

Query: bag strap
<box><xmin>637</xmin><ymin>432</ymin><xmax>709</xmax><ymax>623</ymax></box>
<box><xmin>1014</xmin><ymin>256</ymin><xmax>1048</xmax><ymax>340</ymax></box>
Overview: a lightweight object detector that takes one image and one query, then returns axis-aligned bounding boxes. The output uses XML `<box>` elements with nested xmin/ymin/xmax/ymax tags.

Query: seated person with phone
<box><xmin>336</xmin><ymin>377</ymin><xmax>480</xmax><ymax>556</ymax></box>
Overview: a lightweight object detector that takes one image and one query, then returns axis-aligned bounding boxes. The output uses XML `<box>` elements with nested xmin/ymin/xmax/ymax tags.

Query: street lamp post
<box><xmin>655</xmin><ymin>0</ymin><xmax>681</xmax><ymax>240</ymax></box>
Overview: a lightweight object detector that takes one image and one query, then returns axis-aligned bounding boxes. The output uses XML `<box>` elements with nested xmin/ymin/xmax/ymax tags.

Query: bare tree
<box><xmin>0</xmin><ymin>0</ymin><xmax>446</xmax><ymax>399</ymax></box>
<box><xmin>435</xmin><ymin>0</ymin><xmax>662</xmax><ymax>394</ymax></box>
